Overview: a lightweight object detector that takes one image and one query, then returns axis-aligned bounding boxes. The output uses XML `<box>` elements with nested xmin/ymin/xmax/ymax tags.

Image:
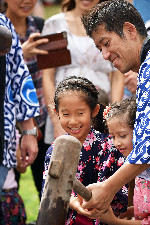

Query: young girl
<box><xmin>42</xmin><ymin>76</ymin><xmax>128</xmax><ymax>225</ymax></box>
<box><xmin>96</xmin><ymin>97</ymin><xmax>150</xmax><ymax>225</ymax></box>
<box><xmin>0</xmin><ymin>129</ymin><xmax>27</xmax><ymax>224</ymax></box>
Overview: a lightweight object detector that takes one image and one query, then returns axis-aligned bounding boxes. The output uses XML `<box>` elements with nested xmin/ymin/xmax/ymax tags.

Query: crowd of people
<box><xmin>0</xmin><ymin>0</ymin><xmax>150</xmax><ymax>224</ymax></box>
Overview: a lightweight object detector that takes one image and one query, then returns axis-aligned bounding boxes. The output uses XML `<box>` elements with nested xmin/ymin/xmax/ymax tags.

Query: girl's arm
<box><xmin>97</xmin><ymin>206</ymin><xmax>142</xmax><ymax>225</ymax></box>
<box><xmin>119</xmin><ymin>206</ymin><xmax>134</xmax><ymax>220</ymax></box>
<box><xmin>128</xmin><ymin>179</ymin><xmax>135</xmax><ymax>207</ymax></box>
<box><xmin>42</xmin><ymin>68</ymin><xmax>66</xmax><ymax>139</ymax></box>
<box><xmin>111</xmin><ymin>70</ymin><xmax>124</xmax><ymax>103</ymax></box>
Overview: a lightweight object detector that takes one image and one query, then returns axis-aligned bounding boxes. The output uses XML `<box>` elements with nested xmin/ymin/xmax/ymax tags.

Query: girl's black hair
<box><xmin>54</xmin><ymin>76</ymin><xmax>99</xmax><ymax>111</ymax></box>
<box><xmin>105</xmin><ymin>96</ymin><xmax>137</xmax><ymax>129</ymax></box>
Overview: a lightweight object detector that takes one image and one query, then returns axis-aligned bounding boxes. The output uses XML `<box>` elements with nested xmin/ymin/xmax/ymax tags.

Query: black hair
<box><xmin>54</xmin><ymin>76</ymin><xmax>99</xmax><ymax>111</ymax></box>
<box><xmin>81</xmin><ymin>0</ymin><xmax>147</xmax><ymax>39</ymax></box>
<box><xmin>0</xmin><ymin>0</ymin><xmax>6</xmax><ymax>13</ymax></box>
<box><xmin>54</xmin><ymin>76</ymin><xmax>107</xmax><ymax>133</ymax></box>
<box><xmin>92</xmin><ymin>88</ymin><xmax>109</xmax><ymax>133</ymax></box>
<box><xmin>105</xmin><ymin>96</ymin><xmax>137</xmax><ymax>129</ymax></box>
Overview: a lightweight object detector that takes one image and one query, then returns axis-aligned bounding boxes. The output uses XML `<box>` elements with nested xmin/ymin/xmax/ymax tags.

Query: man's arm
<box><xmin>82</xmin><ymin>163</ymin><xmax>150</xmax><ymax>212</ymax></box>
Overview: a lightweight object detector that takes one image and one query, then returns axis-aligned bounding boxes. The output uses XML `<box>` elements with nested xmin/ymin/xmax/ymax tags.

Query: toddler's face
<box><xmin>107</xmin><ymin>116</ymin><xmax>133</xmax><ymax>157</ymax></box>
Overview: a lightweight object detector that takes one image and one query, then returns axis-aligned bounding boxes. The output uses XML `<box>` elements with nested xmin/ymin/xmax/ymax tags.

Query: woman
<box><xmin>42</xmin><ymin>0</ymin><xmax>124</xmax><ymax>144</ymax></box>
<box><xmin>3</xmin><ymin>0</ymin><xmax>49</xmax><ymax>200</ymax></box>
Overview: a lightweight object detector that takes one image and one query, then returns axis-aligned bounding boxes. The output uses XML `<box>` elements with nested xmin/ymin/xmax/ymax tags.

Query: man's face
<box><xmin>92</xmin><ymin>23</ymin><xmax>140</xmax><ymax>74</ymax></box>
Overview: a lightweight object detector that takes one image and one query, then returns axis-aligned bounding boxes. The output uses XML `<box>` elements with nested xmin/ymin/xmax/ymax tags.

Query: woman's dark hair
<box><xmin>82</xmin><ymin>0</ymin><xmax>147</xmax><ymax>38</ymax></box>
<box><xmin>105</xmin><ymin>96</ymin><xmax>137</xmax><ymax>129</ymax></box>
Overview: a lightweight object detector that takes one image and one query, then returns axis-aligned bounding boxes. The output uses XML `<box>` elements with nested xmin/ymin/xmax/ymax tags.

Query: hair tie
<box><xmin>103</xmin><ymin>106</ymin><xmax>111</xmax><ymax>119</ymax></box>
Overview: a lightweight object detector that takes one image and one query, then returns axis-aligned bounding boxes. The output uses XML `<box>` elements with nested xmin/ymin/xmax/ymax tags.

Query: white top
<box><xmin>3</xmin><ymin>168</ymin><xmax>18</xmax><ymax>189</ymax></box>
<box><xmin>42</xmin><ymin>12</ymin><xmax>116</xmax><ymax>144</ymax></box>
<box><xmin>138</xmin><ymin>168</ymin><xmax>150</xmax><ymax>181</ymax></box>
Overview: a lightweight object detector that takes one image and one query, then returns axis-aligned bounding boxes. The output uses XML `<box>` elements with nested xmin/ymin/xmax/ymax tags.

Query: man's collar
<box><xmin>140</xmin><ymin>36</ymin><xmax>150</xmax><ymax>64</ymax></box>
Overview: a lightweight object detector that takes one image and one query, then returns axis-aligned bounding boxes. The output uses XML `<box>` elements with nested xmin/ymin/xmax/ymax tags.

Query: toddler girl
<box><xmin>42</xmin><ymin>76</ymin><xmax>128</xmax><ymax>225</ymax></box>
<box><xmin>0</xmin><ymin>129</ymin><xmax>27</xmax><ymax>224</ymax></box>
<box><xmin>97</xmin><ymin>97</ymin><xmax>150</xmax><ymax>225</ymax></box>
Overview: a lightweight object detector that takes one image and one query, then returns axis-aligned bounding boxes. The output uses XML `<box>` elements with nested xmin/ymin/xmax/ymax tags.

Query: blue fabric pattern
<box><xmin>0</xmin><ymin>14</ymin><xmax>39</xmax><ymax>168</ymax></box>
<box><xmin>125</xmin><ymin>50</ymin><xmax>150</xmax><ymax>164</ymax></box>
<box><xmin>18</xmin><ymin>16</ymin><xmax>47</xmax><ymax>127</ymax></box>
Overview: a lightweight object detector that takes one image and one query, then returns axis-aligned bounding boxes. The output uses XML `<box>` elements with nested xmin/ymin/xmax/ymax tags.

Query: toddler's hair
<box><xmin>105</xmin><ymin>96</ymin><xmax>137</xmax><ymax>129</ymax></box>
<box><xmin>54</xmin><ymin>76</ymin><xmax>99</xmax><ymax>112</ymax></box>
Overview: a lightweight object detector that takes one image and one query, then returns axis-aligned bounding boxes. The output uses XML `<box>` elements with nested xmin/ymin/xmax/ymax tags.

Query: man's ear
<box><xmin>123</xmin><ymin>22</ymin><xmax>137</xmax><ymax>39</ymax></box>
<box><xmin>92</xmin><ymin>104</ymin><xmax>100</xmax><ymax>118</ymax></box>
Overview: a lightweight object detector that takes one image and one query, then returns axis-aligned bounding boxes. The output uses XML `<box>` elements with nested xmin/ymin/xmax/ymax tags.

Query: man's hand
<box><xmin>82</xmin><ymin>182</ymin><xmax>114</xmax><ymax>213</ymax></box>
<box><xmin>20</xmin><ymin>134</ymin><xmax>38</xmax><ymax>167</ymax></box>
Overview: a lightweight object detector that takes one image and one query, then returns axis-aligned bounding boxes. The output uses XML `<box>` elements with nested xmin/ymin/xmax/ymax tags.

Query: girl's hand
<box><xmin>22</xmin><ymin>33</ymin><xmax>48</xmax><ymax>58</ymax></box>
<box><xmin>119</xmin><ymin>206</ymin><xmax>134</xmax><ymax>219</ymax></box>
<box><xmin>97</xmin><ymin>206</ymin><xmax>118</xmax><ymax>225</ymax></box>
<box><xmin>69</xmin><ymin>195</ymin><xmax>98</xmax><ymax>217</ymax></box>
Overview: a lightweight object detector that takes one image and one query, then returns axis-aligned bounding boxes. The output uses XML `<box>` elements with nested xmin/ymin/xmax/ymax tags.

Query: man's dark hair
<box><xmin>81</xmin><ymin>0</ymin><xmax>147</xmax><ymax>38</ymax></box>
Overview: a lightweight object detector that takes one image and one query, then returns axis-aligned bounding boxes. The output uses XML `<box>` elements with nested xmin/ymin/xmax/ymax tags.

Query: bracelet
<box><xmin>21</xmin><ymin>127</ymin><xmax>38</xmax><ymax>138</ymax></box>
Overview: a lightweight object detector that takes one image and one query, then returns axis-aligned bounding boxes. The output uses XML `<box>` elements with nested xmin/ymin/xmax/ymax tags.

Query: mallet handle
<box><xmin>73</xmin><ymin>178</ymin><xmax>92</xmax><ymax>201</ymax></box>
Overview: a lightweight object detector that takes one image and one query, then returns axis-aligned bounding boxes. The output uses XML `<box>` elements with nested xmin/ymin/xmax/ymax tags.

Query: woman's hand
<box><xmin>22</xmin><ymin>33</ymin><xmax>48</xmax><ymax>58</ymax></box>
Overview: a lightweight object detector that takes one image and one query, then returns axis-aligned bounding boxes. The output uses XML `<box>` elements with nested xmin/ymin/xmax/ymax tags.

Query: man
<box><xmin>81</xmin><ymin>0</ymin><xmax>150</xmax><ymax>214</ymax></box>
<box><xmin>0</xmin><ymin>13</ymin><xmax>40</xmax><ymax>195</ymax></box>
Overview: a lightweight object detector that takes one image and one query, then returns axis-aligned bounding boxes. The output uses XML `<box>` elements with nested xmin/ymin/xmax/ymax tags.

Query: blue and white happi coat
<box><xmin>0</xmin><ymin>14</ymin><xmax>39</xmax><ymax>168</ymax></box>
<box><xmin>125</xmin><ymin>46</ymin><xmax>150</xmax><ymax>169</ymax></box>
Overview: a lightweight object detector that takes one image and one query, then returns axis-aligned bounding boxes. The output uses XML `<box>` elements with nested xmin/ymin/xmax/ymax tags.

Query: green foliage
<box><xmin>44</xmin><ymin>4</ymin><xmax>61</xmax><ymax>19</ymax></box>
<box><xmin>19</xmin><ymin>167</ymin><xmax>40</xmax><ymax>223</ymax></box>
